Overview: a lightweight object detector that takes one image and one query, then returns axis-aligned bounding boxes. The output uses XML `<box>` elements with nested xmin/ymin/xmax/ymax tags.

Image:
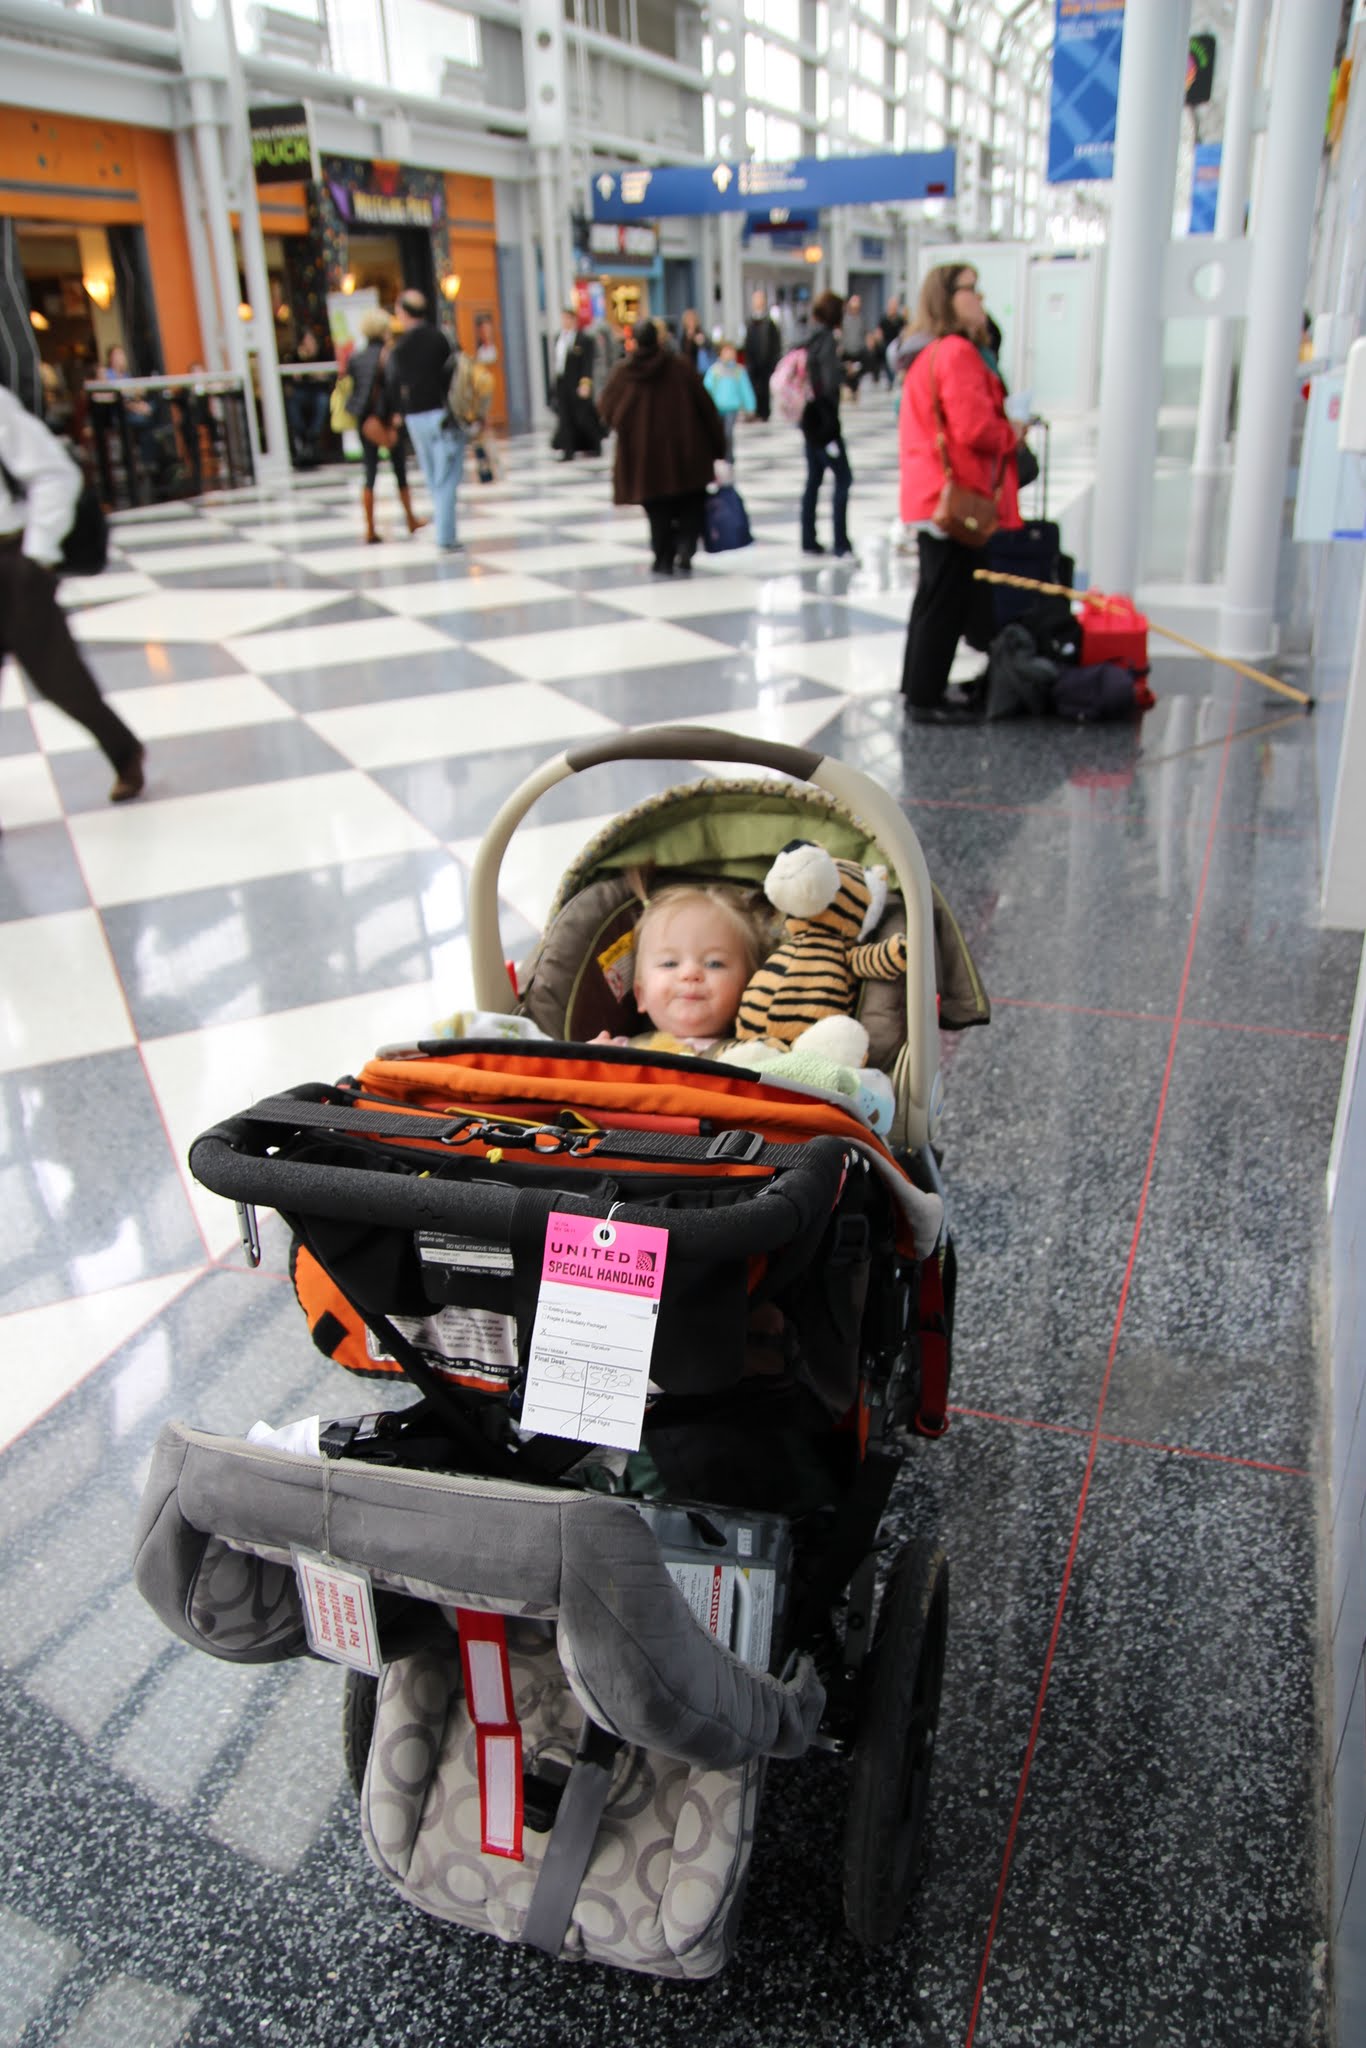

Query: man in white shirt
<box><xmin>0</xmin><ymin>385</ymin><xmax>144</xmax><ymax>804</ymax></box>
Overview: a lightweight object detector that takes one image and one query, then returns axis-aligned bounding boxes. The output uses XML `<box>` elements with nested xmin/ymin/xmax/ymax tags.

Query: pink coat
<box><xmin>899</xmin><ymin>334</ymin><xmax>1022</xmax><ymax>532</ymax></box>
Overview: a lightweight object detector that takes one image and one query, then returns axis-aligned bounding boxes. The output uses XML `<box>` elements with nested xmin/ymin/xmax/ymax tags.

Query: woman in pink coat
<box><xmin>898</xmin><ymin>265</ymin><xmax>1025</xmax><ymax>723</ymax></box>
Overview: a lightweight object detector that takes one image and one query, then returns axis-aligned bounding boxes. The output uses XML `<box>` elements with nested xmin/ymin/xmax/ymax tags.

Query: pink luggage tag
<box><xmin>519</xmin><ymin>1211</ymin><xmax>669</xmax><ymax>1450</ymax></box>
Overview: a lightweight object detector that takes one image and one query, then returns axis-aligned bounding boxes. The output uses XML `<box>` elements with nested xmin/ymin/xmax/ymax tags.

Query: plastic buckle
<box><xmin>705</xmin><ymin>1128</ymin><xmax>764</xmax><ymax>1164</ymax></box>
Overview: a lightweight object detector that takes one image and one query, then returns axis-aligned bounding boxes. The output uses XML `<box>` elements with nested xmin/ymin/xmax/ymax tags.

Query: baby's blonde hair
<box><xmin>634</xmin><ymin>883</ymin><xmax>771</xmax><ymax>982</ymax></box>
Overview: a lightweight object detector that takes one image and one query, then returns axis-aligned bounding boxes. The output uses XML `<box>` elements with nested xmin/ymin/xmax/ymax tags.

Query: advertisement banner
<box><xmin>250</xmin><ymin>103</ymin><xmax>317</xmax><ymax>185</ymax></box>
<box><xmin>1189</xmin><ymin>143</ymin><xmax>1221</xmax><ymax>235</ymax></box>
<box><xmin>1047</xmin><ymin>0</ymin><xmax>1125</xmax><ymax>185</ymax></box>
<box><xmin>592</xmin><ymin>148</ymin><xmax>955</xmax><ymax>220</ymax></box>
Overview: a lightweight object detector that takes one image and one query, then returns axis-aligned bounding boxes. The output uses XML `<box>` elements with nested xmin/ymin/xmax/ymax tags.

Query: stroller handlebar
<box><xmin>468</xmin><ymin>724</ymin><xmax>942</xmax><ymax>1148</ymax></box>
<box><xmin>188</xmin><ymin>1117</ymin><xmax>851</xmax><ymax>1259</ymax></box>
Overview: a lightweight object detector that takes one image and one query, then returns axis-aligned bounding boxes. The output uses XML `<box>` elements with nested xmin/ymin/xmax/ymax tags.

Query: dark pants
<box><xmin>286</xmin><ymin>382</ymin><xmax>328</xmax><ymax>462</ymax></box>
<box><xmin>901</xmin><ymin>531</ymin><xmax>996</xmax><ymax>707</ymax></box>
<box><xmin>0</xmin><ymin>545</ymin><xmax>140</xmax><ymax>772</ymax></box>
<box><xmin>361</xmin><ymin>434</ymin><xmax>410</xmax><ymax>490</ymax></box>
<box><xmin>800</xmin><ymin>434</ymin><xmax>852</xmax><ymax>551</ymax></box>
<box><xmin>751</xmin><ymin>368</ymin><xmax>772</xmax><ymax>422</ymax></box>
<box><xmin>644</xmin><ymin>491</ymin><xmax>706</xmax><ymax>570</ymax></box>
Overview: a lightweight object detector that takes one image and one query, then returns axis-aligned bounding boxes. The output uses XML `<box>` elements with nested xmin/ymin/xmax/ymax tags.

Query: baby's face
<box><xmin>634</xmin><ymin>905</ymin><xmax>750</xmax><ymax>1042</ymax></box>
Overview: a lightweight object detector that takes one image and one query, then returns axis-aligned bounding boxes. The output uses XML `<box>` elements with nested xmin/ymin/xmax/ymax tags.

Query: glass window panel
<box><xmin>816</xmin><ymin>71</ymin><xmax>830</xmax><ymax>122</ymax></box>
<box><xmin>745</xmin><ymin>0</ymin><xmax>765</xmax><ymax>22</ymax></box>
<box><xmin>923</xmin><ymin>117</ymin><xmax>945</xmax><ymax>147</ymax></box>
<box><xmin>849</xmin><ymin>86</ymin><xmax>885</xmax><ymax>143</ymax></box>
<box><xmin>925</xmin><ymin>73</ymin><xmax>946</xmax><ymax>116</ymax></box>
<box><xmin>927</xmin><ymin>22</ymin><xmax>947</xmax><ymax>65</ymax></box>
<box><xmin>744</xmin><ymin>32</ymin><xmax>766</xmax><ymax>95</ymax></box>
<box><xmin>856</xmin><ymin>26</ymin><xmax>885</xmax><ymax>85</ymax></box>
<box><xmin>768</xmin><ymin>114</ymin><xmax>802</xmax><ymax>157</ymax></box>
<box><xmin>766</xmin><ymin>44</ymin><xmax>801</xmax><ymax>108</ymax></box>
<box><xmin>815</xmin><ymin>2</ymin><xmax>829</xmax><ymax>56</ymax></box>
<box><xmin>764</xmin><ymin>0</ymin><xmax>802</xmax><ymax>34</ymax></box>
<box><xmin>384</xmin><ymin>0</ymin><xmax>481</xmax><ymax>95</ymax></box>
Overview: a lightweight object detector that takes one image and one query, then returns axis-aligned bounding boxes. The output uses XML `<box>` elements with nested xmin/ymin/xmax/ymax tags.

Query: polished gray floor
<box><xmin>0</xmin><ymin>395</ymin><xmax>1347</xmax><ymax>2044</ymax></box>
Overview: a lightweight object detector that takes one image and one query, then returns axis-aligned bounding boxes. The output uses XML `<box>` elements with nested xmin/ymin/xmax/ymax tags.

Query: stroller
<box><xmin>134</xmin><ymin>726</ymin><xmax>988</xmax><ymax>1978</ymax></box>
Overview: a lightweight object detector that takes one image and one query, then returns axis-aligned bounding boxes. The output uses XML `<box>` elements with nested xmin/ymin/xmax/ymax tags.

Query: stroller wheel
<box><xmin>842</xmin><ymin>1542</ymin><xmax>949</xmax><ymax>1946</ymax></box>
<box><xmin>342</xmin><ymin>1668</ymin><xmax>379</xmax><ymax>1798</ymax></box>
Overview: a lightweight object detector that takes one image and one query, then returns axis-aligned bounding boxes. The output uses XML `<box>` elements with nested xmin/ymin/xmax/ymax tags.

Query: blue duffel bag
<box><xmin>703</xmin><ymin>483</ymin><xmax>753</xmax><ymax>554</ymax></box>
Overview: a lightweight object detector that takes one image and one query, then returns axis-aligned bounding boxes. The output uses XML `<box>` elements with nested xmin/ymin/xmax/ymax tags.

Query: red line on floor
<box><xmin>963</xmin><ymin>682</ymin><xmax>1243</xmax><ymax>2048</ymax></box>
<box><xmin>948</xmin><ymin>1404</ymin><xmax>1310</xmax><ymax>1479</ymax></box>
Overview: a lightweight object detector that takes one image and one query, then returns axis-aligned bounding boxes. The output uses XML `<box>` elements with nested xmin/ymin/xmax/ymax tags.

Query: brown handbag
<box><xmin>361</xmin><ymin>413</ymin><xmax>399</xmax><ymax>451</ymax></box>
<box><xmin>927</xmin><ymin>341</ymin><xmax>1001</xmax><ymax>548</ymax></box>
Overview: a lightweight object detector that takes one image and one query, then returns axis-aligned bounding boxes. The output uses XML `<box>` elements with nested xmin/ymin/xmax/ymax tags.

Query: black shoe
<box><xmin>907</xmin><ymin>698</ymin><xmax>982</xmax><ymax>726</ymax></box>
<box><xmin>833</xmin><ymin>545</ymin><xmax>858</xmax><ymax>561</ymax></box>
<box><xmin>802</xmin><ymin>541</ymin><xmax>826</xmax><ymax>556</ymax></box>
<box><xmin>109</xmin><ymin>744</ymin><xmax>146</xmax><ymax>801</ymax></box>
<box><xmin>675</xmin><ymin>554</ymin><xmax>693</xmax><ymax>576</ymax></box>
<box><xmin>650</xmin><ymin>558</ymin><xmax>674</xmax><ymax>576</ymax></box>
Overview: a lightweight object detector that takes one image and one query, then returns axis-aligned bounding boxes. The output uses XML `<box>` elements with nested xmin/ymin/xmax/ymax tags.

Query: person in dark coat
<box><xmin>800</xmin><ymin>291</ymin><xmax>854</xmax><ymax>558</ymax></box>
<box><xmin>348</xmin><ymin>307</ymin><xmax>427</xmax><ymax>544</ymax></box>
<box><xmin>597</xmin><ymin>318</ymin><xmax>726</xmax><ymax>575</ymax></box>
<box><xmin>551</xmin><ymin>309</ymin><xmax>601</xmax><ymax>460</ymax></box>
<box><xmin>677</xmin><ymin>308</ymin><xmax>706</xmax><ymax>372</ymax></box>
<box><xmin>743</xmin><ymin>289</ymin><xmax>783</xmax><ymax>422</ymax></box>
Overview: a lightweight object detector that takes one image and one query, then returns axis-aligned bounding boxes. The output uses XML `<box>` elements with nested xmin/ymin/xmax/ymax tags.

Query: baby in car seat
<box><xmin>605</xmin><ymin>882</ymin><xmax>771</xmax><ymax>1054</ymax></box>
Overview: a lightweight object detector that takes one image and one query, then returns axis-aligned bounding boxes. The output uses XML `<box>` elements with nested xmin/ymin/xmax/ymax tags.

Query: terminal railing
<box><xmin>83</xmin><ymin>374</ymin><xmax>256</xmax><ymax>507</ymax></box>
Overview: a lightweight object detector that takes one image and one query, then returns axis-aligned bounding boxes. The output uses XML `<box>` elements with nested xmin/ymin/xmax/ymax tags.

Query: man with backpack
<box><xmin>0</xmin><ymin>384</ymin><xmax>144</xmax><ymax>805</ymax></box>
<box><xmin>387</xmin><ymin>291</ymin><xmax>462</xmax><ymax>551</ymax></box>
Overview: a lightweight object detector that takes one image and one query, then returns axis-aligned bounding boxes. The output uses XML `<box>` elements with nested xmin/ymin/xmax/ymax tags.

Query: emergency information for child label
<box><xmin>519</xmin><ymin>1210</ymin><xmax>669</xmax><ymax>1450</ymax></box>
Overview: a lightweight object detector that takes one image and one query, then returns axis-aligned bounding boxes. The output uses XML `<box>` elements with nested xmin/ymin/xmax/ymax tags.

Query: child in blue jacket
<box><xmin>703</xmin><ymin>341</ymin><xmax>757</xmax><ymax>463</ymax></box>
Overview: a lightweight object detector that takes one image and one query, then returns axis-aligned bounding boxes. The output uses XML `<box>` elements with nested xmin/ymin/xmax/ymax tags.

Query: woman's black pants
<box><xmin>644</xmin><ymin>492</ymin><xmax>706</xmax><ymax>570</ymax></box>
<box><xmin>901</xmin><ymin>531</ymin><xmax>996</xmax><ymax>707</ymax></box>
<box><xmin>0</xmin><ymin>545</ymin><xmax>140</xmax><ymax>772</ymax></box>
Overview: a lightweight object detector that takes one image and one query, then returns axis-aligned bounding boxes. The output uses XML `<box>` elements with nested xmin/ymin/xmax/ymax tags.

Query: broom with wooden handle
<box><xmin>972</xmin><ymin>568</ymin><xmax>1314</xmax><ymax>710</ymax></box>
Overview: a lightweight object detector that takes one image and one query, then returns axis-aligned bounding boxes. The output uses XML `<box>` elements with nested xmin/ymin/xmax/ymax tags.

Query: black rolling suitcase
<box><xmin>986</xmin><ymin>420</ymin><xmax>1073</xmax><ymax>627</ymax></box>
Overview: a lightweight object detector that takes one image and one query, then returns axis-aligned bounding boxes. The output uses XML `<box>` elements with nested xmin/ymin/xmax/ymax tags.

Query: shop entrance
<box><xmin>345</xmin><ymin>228</ymin><xmax>436</xmax><ymax>312</ymax></box>
<box><xmin>18</xmin><ymin>221</ymin><xmax>161</xmax><ymax>431</ymax></box>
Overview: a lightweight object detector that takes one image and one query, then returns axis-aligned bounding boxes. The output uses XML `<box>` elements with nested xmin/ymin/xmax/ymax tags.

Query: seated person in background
<box><xmin>597</xmin><ymin>883</ymin><xmax>771</xmax><ymax>1055</ymax></box>
<box><xmin>284</xmin><ymin>329</ymin><xmax>329</xmax><ymax>467</ymax></box>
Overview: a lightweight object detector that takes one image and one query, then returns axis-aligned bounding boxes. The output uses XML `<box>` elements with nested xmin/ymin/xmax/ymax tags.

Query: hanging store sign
<box><xmin>587</xmin><ymin>221</ymin><xmax>659</xmax><ymax>261</ymax></box>
<box><xmin>1186</xmin><ymin>33</ymin><xmax>1216</xmax><ymax>108</ymax></box>
<box><xmin>1047</xmin><ymin>0</ymin><xmax>1125</xmax><ymax>185</ymax></box>
<box><xmin>1189</xmin><ymin>143</ymin><xmax>1221</xmax><ymax>235</ymax></box>
<box><xmin>249</xmin><ymin>103</ymin><xmax>318</xmax><ymax>185</ymax></box>
<box><xmin>321</xmin><ymin>158</ymin><xmax>447</xmax><ymax>230</ymax></box>
<box><xmin>591</xmin><ymin>148</ymin><xmax>955</xmax><ymax>221</ymax></box>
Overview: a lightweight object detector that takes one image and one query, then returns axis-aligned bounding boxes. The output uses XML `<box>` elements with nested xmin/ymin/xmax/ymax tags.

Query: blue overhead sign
<box><xmin>591</xmin><ymin>149</ymin><xmax>956</xmax><ymax>221</ymax></box>
<box><xmin>1189</xmin><ymin>142</ymin><xmax>1220</xmax><ymax>234</ymax></box>
<box><xmin>1048</xmin><ymin>0</ymin><xmax>1125</xmax><ymax>184</ymax></box>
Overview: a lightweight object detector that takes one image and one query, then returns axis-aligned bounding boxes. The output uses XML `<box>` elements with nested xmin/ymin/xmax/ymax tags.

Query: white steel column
<box><xmin>1219</xmin><ymin>0</ymin><xmax>1339</xmax><ymax>657</ymax></box>
<box><xmin>523</xmin><ymin>2</ymin><xmax>571</xmax><ymax>379</ymax></box>
<box><xmin>536</xmin><ymin>148</ymin><xmax>565</xmax><ymax>334</ymax></box>
<box><xmin>1089</xmin><ymin>0</ymin><xmax>1192</xmax><ymax>597</ymax></box>
<box><xmin>186</xmin><ymin>77</ymin><xmax>261</xmax><ymax>473</ymax></box>
<box><xmin>1185</xmin><ymin>0</ymin><xmax>1269</xmax><ymax>583</ymax></box>
<box><xmin>718</xmin><ymin>212</ymin><xmax>743</xmax><ymax>343</ymax></box>
<box><xmin>173</xmin><ymin>122</ymin><xmax>226</xmax><ymax>371</ymax></box>
<box><xmin>519</xmin><ymin>181</ymin><xmax>547</xmax><ymax>413</ymax></box>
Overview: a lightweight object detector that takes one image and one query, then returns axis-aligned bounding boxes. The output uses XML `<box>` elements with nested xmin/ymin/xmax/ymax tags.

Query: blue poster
<box><xmin>1189</xmin><ymin>142</ymin><xmax>1221</xmax><ymax>234</ymax></box>
<box><xmin>592</xmin><ymin>149</ymin><xmax>955</xmax><ymax>221</ymax></box>
<box><xmin>1048</xmin><ymin>0</ymin><xmax>1125</xmax><ymax>184</ymax></box>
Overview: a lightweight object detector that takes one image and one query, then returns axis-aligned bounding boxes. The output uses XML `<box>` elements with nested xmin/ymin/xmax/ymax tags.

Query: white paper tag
<box><xmin>519</xmin><ymin>1212</ymin><xmax>668</xmax><ymax>1451</ymax></box>
<box><xmin>416</xmin><ymin>1231</ymin><xmax>514</xmax><ymax>1277</ymax></box>
<box><xmin>663</xmin><ymin>1559</ymin><xmax>776</xmax><ymax>1669</ymax></box>
<box><xmin>292</xmin><ymin>1549</ymin><xmax>383</xmax><ymax>1674</ymax></box>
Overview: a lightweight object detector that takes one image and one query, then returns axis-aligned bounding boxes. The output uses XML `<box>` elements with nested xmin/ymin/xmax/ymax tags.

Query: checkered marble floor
<box><xmin>0</xmin><ymin>386</ymin><xmax>1348</xmax><ymax>2046</ymax></box>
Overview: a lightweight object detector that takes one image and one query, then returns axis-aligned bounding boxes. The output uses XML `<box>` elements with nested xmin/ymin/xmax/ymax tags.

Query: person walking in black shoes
<box><xmin>0</xmin><ymin>385</ymin><xmax>145</xmax><ymax>804</ymax></box>
<box><xmin>800</xmin><ymin>292</ymin><xmax>855</xmax><ymax>559</ymax></box>
<box><xmin>744</xmin><ymin>289</ymin><xmax>782</xmax><ymax>422</ymax></box>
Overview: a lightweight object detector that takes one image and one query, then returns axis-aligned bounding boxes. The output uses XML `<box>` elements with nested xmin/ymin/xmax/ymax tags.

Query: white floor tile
<box><xmin>112</xmin><ymin>540</ymin><xmax>287</xmax><ymax>574</ymax></box>
<box><xmin>231</xmin><ymin>516</ymin><xmax>373</xmax><ymax>547</ymax></box>
<box><xmin>306</xmin><ymin>679</ymin><xmax>616</xmax><ymax>770</ymax></box>
<box><xmin>0</xmin><ymin>909</ymin><xmax>134</xmax><ymax>1070</ymax></box>
<box><xmin>223</xmin><ymin>614</ymin><xmax>456</xmax><ymax>675</ymax></box>
<box><xmin>451</xmin><ymin>812</ymin><xmax>616</xmax><ymax>937</ymax></box>
<box><xmin>0</xmin><ymin>1272</ymin><xmax>199</xmax><ymax>1454</ymax></box>
<box><xmin>467</xmin><ymin>618</ymin><xmax>728</xmax><ymax>681</ymax></box>
<box><xmin>289</xmin><ymin>537</ymin><xmax>450</xmax><ymax>576</ymax></box>
<box><xmin>67</xmin><ymin>770</ymin><xmax>436</xmax><ymax>908</ymax></box>
<box><xmin>56</xmin><ymin>573</ymin><xmax>160</xmax><ymax>609</ymax></box>
<box><xmin>111</xmin><ymin>520</ymin><xmax>237</xmax><ymax>550</ymax></box>
<box><xmin>67</xmin><ymin>588</ymin><xmax>346</xmax><ymax>645</ymax></box>
<box><xmin>143</xmin><ymin>978</ymin><xmax>477</xmax><ymax>1258</ymax></box>
<box><xmin>469</xmin><ymin>540</ymin><xmax>643</xmax><ymax>575</ymax></box>
<box><xmin>30</xmin><ymin>676</ymin><xmax>296</xmax><ymax>753</ymax></box>
<box><xmin>834</xmin><ymin>587</ymin><xmax>915</xmax><ymax>624</ymax></box>
<box><xmin>593</xmin><ymin>574</ymin><xmax>769</xmax><ymax>621</ymax></box>
<box><xmin>667</xmin><ymin>698</ymin><xmax>849</xmax><ymax>760</ymax></box>
<box><xmin>770</xmin><ymin>630</ymin><xmax>906</xmax><ymax>695</ymax></box>
<box><xmin>107</xmin><ymin>504</ymin><xmax>199</xmax><ymax>527</ymax></box>
<box><xmin>0</xmin><ymin>751</ymin><xmax>64</xmax><ymax>828</ymax></box>
<box><xmin>363</xmin><ymin>571</ymin><xmax>575</xmax><ymax>619</ymax></box>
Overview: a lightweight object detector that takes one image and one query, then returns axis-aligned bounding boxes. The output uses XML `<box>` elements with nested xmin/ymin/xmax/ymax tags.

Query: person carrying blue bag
<box><xmin>703</xmin><ymin>341</ymin><xmax>756</xmax><ymax>464</ymax></box>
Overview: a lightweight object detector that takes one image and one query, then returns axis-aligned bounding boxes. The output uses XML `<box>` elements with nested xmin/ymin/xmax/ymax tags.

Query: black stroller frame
<box><xmin>134</xmin><ymin>726</ymin><xmax>962</xmax><ymax>1972</ymax></box>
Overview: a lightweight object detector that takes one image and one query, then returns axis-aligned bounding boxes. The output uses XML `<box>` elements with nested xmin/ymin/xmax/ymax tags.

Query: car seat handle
<box><xmin>467</xmin><ymin>724</ymin><xmax>943</xmax><ymax>1147</ymax></box>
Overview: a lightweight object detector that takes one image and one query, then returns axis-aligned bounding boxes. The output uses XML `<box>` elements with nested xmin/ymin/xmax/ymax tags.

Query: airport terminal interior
<box><xmin>2</xmin><ymin>2</ymin><xmax>1366</xmax><ymax>2045</ymax></box>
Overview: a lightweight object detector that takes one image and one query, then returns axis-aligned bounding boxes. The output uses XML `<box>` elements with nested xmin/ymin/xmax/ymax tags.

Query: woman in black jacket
<box><xmin>348</xmin><ymin>308</ymin><xmax>427</xmax><ymax>543</ymax></box>
<box><xmin>800</xmin><ymin>292</ymin><xmax>854</xmax><ymax>558</ymax></box>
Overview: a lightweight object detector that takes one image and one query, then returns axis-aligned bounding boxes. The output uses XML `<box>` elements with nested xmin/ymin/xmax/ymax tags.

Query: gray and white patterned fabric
<box><xmin>133</xmin><ymin>1422</ymin><xmax>825</xmax><ymax>1768</ymax></box>
<box><xmin>362</xmin><ymin>1628</ymin><xmax>762</xmax><ymax>1979</ymax></box>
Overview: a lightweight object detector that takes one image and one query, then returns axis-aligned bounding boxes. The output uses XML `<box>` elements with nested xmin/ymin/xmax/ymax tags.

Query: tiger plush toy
<box><xmin>734</xmin><ymin>840</ymin><xmax>907</xmax><ymax>1063</ymax></box>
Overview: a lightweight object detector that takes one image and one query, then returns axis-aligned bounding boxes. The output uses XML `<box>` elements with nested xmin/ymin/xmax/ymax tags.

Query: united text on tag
<box><xmin>519</xmin><ymin>1211</ymin><xmax>668</xmax><ymax>1451</ymax></box>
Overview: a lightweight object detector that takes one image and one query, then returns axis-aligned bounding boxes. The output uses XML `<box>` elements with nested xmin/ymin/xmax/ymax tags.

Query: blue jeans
<box><xmin>405</xmin><ymin>409</ymin><xmax>465</xmax><ymax>547</ymax></box>
<box><xmin>801</xmin><ymin>434</ymin><xmax>852</xmax><ymax>552</ymax></box>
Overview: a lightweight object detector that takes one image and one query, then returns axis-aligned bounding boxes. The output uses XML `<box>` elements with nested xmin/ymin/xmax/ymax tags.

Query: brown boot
<box><xmin>399</xmin><ymin>486</ymin><xmax>429</xmax><ymax>535</ymax></box>
<box><xmin>362</xmin><ymin>486</ymin><xmax>381</xmax><ymax>544</ymax></box>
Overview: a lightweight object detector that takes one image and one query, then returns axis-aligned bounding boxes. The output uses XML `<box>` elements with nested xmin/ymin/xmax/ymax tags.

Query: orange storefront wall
<box><xmin>0</xmin><ymin>109</ymin><xmax>203</xmax><ymax>370</ymax></box>
<box><xmin>445</xmin><ymin>173</ymin><xmax>506</xmax><ymax>429</ymax></box>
